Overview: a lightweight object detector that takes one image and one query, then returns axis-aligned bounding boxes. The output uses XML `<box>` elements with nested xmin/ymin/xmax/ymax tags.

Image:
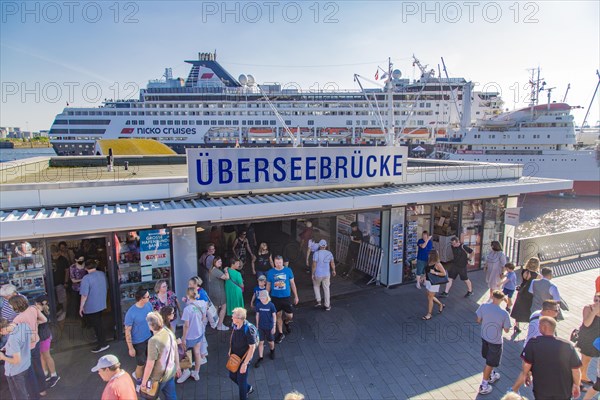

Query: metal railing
<box><xmin>336</xmin><ymin>235</ymin><xmax>384</xmax><ymax>285</ymax></box>
<box><xmin>511</xmin><ymin>227</ymin><xmax>600</xmax><ymax>265</ymax></box>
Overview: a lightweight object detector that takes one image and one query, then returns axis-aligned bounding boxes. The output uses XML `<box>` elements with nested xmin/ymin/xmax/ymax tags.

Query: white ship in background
<box><xmin>435</xmin><ymin>69</ymin><xmax>600</xmax><ymax>196</ymax></box>
<box><xmin>48</xmin><ymin>52</ymin><xmax>502</xmax><ymax>155</ymax></box>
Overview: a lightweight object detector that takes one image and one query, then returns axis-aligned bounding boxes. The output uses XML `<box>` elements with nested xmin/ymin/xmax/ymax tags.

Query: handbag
<box><xmin>141</xmin><ymin>329</ymin><xmax>174</xmax><ymax>400</ymax></box>
<box><xmin>226</xmin><ymin>331</ymin><xmax>250</xmax><ymax>373</ymax></box>
<box><xmin>427</xmin><ymin>264</ymin><xmax>449</xmax><ymax>285</ymax></box>
<box><xmin>178</xmin><ymin>344</ymin><xmax>193</xmax><ymax>370</ymax></box>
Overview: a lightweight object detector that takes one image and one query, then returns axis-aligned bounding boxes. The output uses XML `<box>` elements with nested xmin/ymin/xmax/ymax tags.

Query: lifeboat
<box><xmin>248</xmin><ymin>127</ymin><xmax>275</xmax><ymax>137</ymax></box>
<box><xmin>401</xmin><ymin>128</ymin><xmax>429</xmax><ymax>135</ymax></box>
<box><xmin>362</xmin><ymin>128</ymin><xmax>385</xmax><ymax>137</ymax></box>
<box><xmin>321</xmin><ymin>127</ymin><xmax>350</xmax><ymax>137</ymax></box>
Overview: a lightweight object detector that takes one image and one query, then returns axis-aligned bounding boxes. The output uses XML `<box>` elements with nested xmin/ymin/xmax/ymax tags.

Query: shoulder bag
<box><xmin>141</xmin><ymin>329</ymin><xmax>174</xmax><ymax>400</ymax></box>
<box><xmin>226</xmin><ymin>330</ymin><xmax>251</xmax><ymax>373</ymax></box>
<box><xmin>427</xmin><ymin>264</ymin><xmax>449</xmax><ymax>286</ymax></box>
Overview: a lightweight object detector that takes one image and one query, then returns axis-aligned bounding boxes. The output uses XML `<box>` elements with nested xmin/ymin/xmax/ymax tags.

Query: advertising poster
<box><xmin>139</xmin><ymin>229</ymin><xmax>172</xmax><ymax>274</ymax></box>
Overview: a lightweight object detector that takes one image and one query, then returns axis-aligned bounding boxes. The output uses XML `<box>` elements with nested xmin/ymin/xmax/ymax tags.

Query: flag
<box><xmin>375</xmin><ymin>70</ymin><xmax>379</xmax><ymax>80</ymax></box>
<box><xmin>381</xmin><ymin>73</ymin><xmax>388</xmax><ymax>81</ymax></box>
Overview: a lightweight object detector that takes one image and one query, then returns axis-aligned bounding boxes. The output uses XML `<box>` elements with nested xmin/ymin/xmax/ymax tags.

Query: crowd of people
<box><xmin>1</xmin><ymin>225</ymin><xmax>598</xmax><ymax>400</ymax></box>
<box><xmin>414</xmin><ymin>230</ymin><xmax>600</xmax><ymax>398</ymax></box>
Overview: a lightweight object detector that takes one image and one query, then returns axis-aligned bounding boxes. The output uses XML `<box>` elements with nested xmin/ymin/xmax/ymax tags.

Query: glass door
<box><xmin>461</xmin><ymin>200</ymin><xmax>484</xmax><ymax>270</ymax></box>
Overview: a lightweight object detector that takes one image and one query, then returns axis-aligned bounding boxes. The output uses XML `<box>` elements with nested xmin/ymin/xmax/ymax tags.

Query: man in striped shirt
<box><xmin>1</xmin><ymin>284</ymin><xmax>22</xmax><ymax>322</ymax></box>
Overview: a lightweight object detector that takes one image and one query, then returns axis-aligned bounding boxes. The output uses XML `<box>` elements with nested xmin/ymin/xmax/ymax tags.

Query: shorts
<box><xmin>416</xmin><ymin>259</ymin><xmax>427</xmax><ymax>276</ymax></box>
<box><xmin>39</xmin><ymin>337</ymin><xmax>52</xmax><ymax>353</ymax></box>
<box><xmin>481</xmin><ymin>339</ymin><xmax>503</xmax><ymax>368</ymax></box>
<box><xmin>272</xmin><ymin>296</ymin><xmax>294</xmax><ymax>314</ymax></box>
<box><xmin>424</xmin><ymin>280</ymin><xmax>440</xmax><ymax>293</ymax></box>
<box><xmin>133</xmin><ymin>340</ymin><xmax>149</xmax><ymax>366</ymax></box>
<box><xmin>258</xmin><ymin>327</ymin><xmax>274</xmax><ymax>342</ymax></box>
<box><xmin>502</xmin><ymin>288</ymin><xmax>515</xmax><ymax>298</ymax></box>
<box><xmin>185</xmin><ymin>336</ymin><xmax>208</xmax><ymax>356</ymax></box>
<box><xmin>448</xmin><ymin>267</ymin><xmax>469</xmax><ymax>281</ymax></box>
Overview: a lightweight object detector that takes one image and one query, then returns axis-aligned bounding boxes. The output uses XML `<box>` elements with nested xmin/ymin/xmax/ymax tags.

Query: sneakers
<box><xmin>177</xmin><ymin>369</ymin><xmax>191</xmax><ymax>383</ymax></box>
<box><xmin>247</xmin><ymin>385</ymin><xmax>254</xmax><ymax>396</ymax></box>
<box><xmin>45</xmin><ymin>374</ymin><xmax>52</xmax><ymax>382</ymax></box>
<box><xmin>465</xmin><ymin>291</ymin><xmax>473</xmax><ymax>297</ymax></box>
<box><xmin>478</xmin><ymin>384</ymin><xmax>493</xmax><ymax>395</ymax></box>
<box><xmin>269</xmin><ymin>349</ymin><xmax>275</xmax><ymax>360</ymax></box>
<box><xmin>134</xmin><ymin>378</ymin><xmax>142</xmax><ymax>393</ymax></box>
<box><xmin>275</xmin><ymin>333</ymin><xmax>285</xmax><ymax>344</ymax></box>
<box><xmin>254</xmin><ymin>357</ymin><xmax>263</xmax><ymax>368</ymax></box>
<box><xmin>416</xmin><ymin>282</ymin><xmax>421</xmax><ymax>289</ymax></box>
<box><xmin>47</xmin><ymin>376</ymin><xmax>60</xmax><ymax>388</ymax></box>
<box><xmin>217</xmin><ymin>324</ymin><xmax>230</xmax><ymax>331</ymax></box>
<box><xmin>314</xmin><ymin>302</ymin><xmax>322</xmax><ymax>308</ymax></box>
<box><xmin>438</xmin><ymin>292</ymin><xmax>448</xmax><ymax>298</ymax></box>
<box><xmin>325</xmin><ymin>306</ymin><xmax>331</xmax><ymax>311</ymax></box>
<box><xmin>91</xmin><ymin>344</ymin><xmax>110</xmax><ymax>353</ymax></box>
<box><xmin>200</xmin><ymin>357</ymin><xmax>208</xmax><ymax>365</ymax></box>
<box><xmin>190</xmin><ymin>371</ymin><xmax>200</xmax><ymax>381</ymax></box>
<box><xmin>489</xmin><ymin>371</ymin><xmax>501</xmax><ymax>384</ymax></box>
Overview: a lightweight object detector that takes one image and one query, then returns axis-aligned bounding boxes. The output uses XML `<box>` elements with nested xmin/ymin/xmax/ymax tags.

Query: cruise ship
<box><xmin>435</xmin><ymin>82</ymin><xmax>600</xmax><ymax>196</ymax></box>
<box><xmin>48</xmin><ymin>52</ymin><xmax>503</xmax><ymax>155</ymax></box>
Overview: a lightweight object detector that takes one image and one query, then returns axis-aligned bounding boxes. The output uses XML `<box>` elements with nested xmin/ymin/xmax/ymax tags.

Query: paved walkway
<box><xmin>3</xmin><ymin>259</ymin><xmax>599</xmax><ymax>399</ymax></box>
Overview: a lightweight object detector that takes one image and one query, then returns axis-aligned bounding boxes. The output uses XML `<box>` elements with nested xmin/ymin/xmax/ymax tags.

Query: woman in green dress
<box><xmin>225</xmin><ymin>257</ymin><xmax>244</xmax><ymax>316</ymax></box>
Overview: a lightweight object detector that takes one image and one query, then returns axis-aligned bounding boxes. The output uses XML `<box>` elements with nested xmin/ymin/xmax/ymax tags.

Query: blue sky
<box><xmin>1</xmin><ymin>0</ymin><xmax>598</xmax><ymax>131</ymax></box>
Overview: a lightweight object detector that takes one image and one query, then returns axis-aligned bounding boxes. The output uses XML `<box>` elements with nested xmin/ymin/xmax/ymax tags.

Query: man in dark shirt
<box><xmin>344</xmin><ymin>222</ymin><xmax>363</xmax><ymax>277</ymax></box>
<box><xmin>439</xmin><ymin>236</ymin><xmax>474</xmax><ymax>298</ymax></box>
<box><xmin>511</xmin><ymin>316</ymin><xmax>581</xmax><ymax>399</ymax></box>
<box><xmin>228</xmin><ymin>307</ymin><xmax>257</xmax><ymax>400</ymax></box>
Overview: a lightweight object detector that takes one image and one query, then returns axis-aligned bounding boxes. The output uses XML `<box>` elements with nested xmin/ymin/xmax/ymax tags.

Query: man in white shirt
<box><xmin>524</xmin><ymin>299</ymin><xmax>560</xmax><ymax>347</ymax></box>
<box><xmin>312</xmin><ymin>240</ymin><xmax>336</xmax><ymax>311</ymax></box>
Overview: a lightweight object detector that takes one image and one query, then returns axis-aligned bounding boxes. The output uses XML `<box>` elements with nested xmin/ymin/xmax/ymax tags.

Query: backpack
<box><xmin>199</xmin><ymin>252</ymin><xmax>210</xmax><ymax>272</ymax></box>
<box><xmin>245</xmin><ymin>321</ymin><xmax>260</xmax><ymax>348</ymax></box>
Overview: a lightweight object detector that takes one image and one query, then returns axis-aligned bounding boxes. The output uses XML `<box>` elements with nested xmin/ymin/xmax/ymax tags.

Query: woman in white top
<box><xmin>484</xmin><ymin>241</ymin><xmax>507</xmax><ymax>297</ymax></box>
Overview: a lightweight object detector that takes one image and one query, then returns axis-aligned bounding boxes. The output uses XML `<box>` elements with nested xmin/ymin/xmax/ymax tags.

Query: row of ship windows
<box><xmin>65</xmin><ymin>110</ymin><xmax>445</xmax><ymax>117</ymax></box>
<box><xmin>142</xmin><ymin>119</ymin><xmax>424</xmax><ymax>127</ymax></box>
<box><xmin>472</xmin><ymin>134</ymin><xmax>552</xmax><ymax>139</ymax></box>
<box><xmin>126</xmin><ymin>101</ymin><xmax>453</xmax><ymax>109</ymax></box>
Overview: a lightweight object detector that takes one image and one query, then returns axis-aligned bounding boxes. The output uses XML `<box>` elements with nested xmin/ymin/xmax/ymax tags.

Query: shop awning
<box><xmin>0</xmin><ymin>177</ymin><xmax>571</xmax><ymax>241</ymax></box>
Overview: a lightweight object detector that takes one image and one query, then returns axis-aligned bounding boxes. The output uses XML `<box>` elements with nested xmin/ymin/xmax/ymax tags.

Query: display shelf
<box><xmin>0</xmin><ymin>267</ymin><xmax>45</xmax><ymax>275</ymax></box>
<box><xmin>119</xmin><ymin>280</ymin><xmax>158</xmax><ymax>288</ymax></box>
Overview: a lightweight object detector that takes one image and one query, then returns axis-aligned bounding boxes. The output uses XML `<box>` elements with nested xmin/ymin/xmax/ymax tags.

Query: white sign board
<box><xmin>187</xmin><ymin>146</ymin><xmax>408</xmax><ymax>193</ymax></box>
<box><xmin>504</xmin><ymin>207</ymin><xmax>521</xmax><ymax>226</ymax></box>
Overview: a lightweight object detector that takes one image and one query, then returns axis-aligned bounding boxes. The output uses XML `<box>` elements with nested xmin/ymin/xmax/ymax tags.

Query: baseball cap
<box><xmin>257</xmin><ymin>275</ymin><xmax>267</xmax><ymax>281</ymax></box>
<box><xmin>319</xmin><ymin>239</ymin><xmax>327</xmax><ymax>247</ymax></box>
<box><xmin>91</xmin><ymin>354</ymin><xmax>119</xmax><ymax>372</ymax></box>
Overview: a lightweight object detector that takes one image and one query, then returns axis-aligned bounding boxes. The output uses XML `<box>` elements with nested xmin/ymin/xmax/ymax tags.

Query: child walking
<box><xmin>500</xmin><ymin>263</ymin><xmax>517</xmax><ymax>312</ymax></box>
<box><xmin>254</xmin><ymin>290</ymin><xmax>276</xmax><ymax>368</ymax></box>
<box><xmin>250</xmin><ymin>275</ymin><xmax>268</xmax><ymax>311</ymax></box>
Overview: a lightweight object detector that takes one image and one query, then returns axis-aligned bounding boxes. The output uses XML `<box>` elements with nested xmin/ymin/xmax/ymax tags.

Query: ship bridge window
<box><xmin>53</xmin><ymin>119</ymin><xmax>68</xmax><ymax>125</ymax></box>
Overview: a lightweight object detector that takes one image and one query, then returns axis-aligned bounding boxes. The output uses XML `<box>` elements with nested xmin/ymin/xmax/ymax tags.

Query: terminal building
<box><xmin>0</xmin><ymin>147</ymin><xmax>572</xmax><ymax>351</ymax></box>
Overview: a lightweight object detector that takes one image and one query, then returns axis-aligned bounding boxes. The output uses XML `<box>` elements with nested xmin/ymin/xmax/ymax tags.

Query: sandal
<box><xmin>422</xmin><ymin>314</ymin><xmax>432</xmax><ymax>320</ymax></box>
<box><xmin>581</xmin><ymin>379</ymin><xmax>594</xmax><ymax>385</ymax></box>
<box><xmin>438</xmin><ymin>303</ymin><xmax>445</xmax><ymax>314</ymax></box>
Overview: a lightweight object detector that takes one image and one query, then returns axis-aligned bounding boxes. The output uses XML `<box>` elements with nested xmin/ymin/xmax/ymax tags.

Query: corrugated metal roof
<box><xmin>0</xmin><ymin>178</ymin><xmax>562</xmax><ymax>224</ymax></box>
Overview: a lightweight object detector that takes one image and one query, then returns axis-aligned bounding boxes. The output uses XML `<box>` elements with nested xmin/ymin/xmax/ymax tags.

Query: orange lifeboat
<box><xmin>321</xmin><ymin>127</ymin><xmax>350</xmax><ymax>137</ymax></box>
<box><xmin>362</xmin><ymin>128</ymin><xmax>385</xmax><ymax>137</ymax></box>
<box><xmin>248</xmin><ymin>127</ymin><xmax>275</xmax><ymax>137</ymax></box>
<box><xmin>401</xmin><ymin>128</ymin><xmax>429</xmax><ymax>135</ymax></box>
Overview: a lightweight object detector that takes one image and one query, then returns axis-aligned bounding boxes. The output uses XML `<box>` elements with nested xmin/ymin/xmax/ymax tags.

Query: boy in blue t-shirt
<box><xmin>500</xmin><ymin>263</ymin><xmax>517</xmax><ymax>312</ymax></box>
<box><xmin>254</xmin><ymin>290</ymin><xmax>277</xmax><ymax>368</ymax></box>
<box><xmin>250</xmin><ymin>275</ymin><xmax>268</xmax><ymax>310</ymax></box>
